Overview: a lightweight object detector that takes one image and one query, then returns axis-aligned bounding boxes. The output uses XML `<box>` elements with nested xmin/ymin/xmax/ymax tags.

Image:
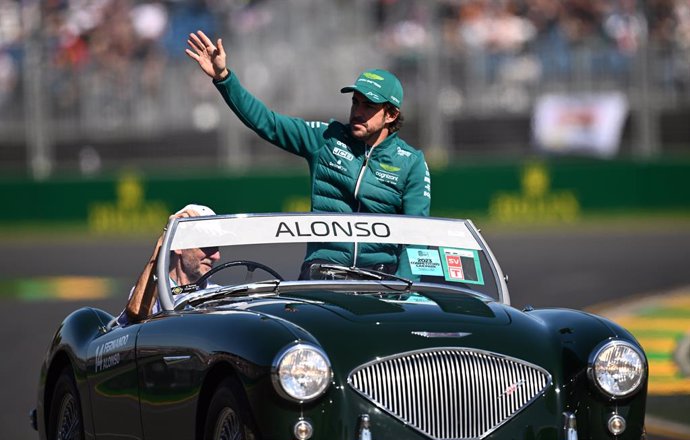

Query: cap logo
<box><xmin>363</xmin><ymin>72</ymin><xmax>385</xmax><ymax>81</ymax></box>
<box><xmin>359</xmin><ymin>79</ymin><xmax>382</xmax><ymax>89</ymax></box>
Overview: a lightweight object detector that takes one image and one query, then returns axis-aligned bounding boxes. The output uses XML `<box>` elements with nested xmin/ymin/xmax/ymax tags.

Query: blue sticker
<box><xmin>403</xmin><ymin>293</ymin><xmax>435</xmax><ymax>304</ymax></box>
<box><xmin>406</xmin><ymin>248</ymin><xmax>444</xmax><ymax>276</ymax></box>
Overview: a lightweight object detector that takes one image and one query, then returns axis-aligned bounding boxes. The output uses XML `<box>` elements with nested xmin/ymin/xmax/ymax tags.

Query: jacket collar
<box><xmin>345</xmin><ymin>128</ymin><xmax>399</xmax><ymax>156</ymax></box>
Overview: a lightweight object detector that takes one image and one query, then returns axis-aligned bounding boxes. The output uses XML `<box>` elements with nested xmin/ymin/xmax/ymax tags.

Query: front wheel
<box><xmin>48</xmin><ymin>367</ymin><xmax>84</xmax><ymax>440</ymax></box>
<box><xmin>203</xmin><ymin>378</ymin><xmax>254</xmax><ymax>440</ymax></box>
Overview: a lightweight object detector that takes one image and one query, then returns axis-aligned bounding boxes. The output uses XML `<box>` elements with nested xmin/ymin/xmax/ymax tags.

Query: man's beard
<box><xmin>349</xmin><ymin>121</ymin><xmax>368</xmax><ymax>140</ymax></box>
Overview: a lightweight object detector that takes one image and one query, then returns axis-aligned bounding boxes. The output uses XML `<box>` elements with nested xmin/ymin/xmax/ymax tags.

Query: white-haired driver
<box><xmin>118</xmin><ymin>204</ymin><xmax>219</xmax><ymax>325</ymax></box>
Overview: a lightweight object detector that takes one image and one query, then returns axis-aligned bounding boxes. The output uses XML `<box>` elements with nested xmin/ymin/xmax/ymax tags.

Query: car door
<box><xmin>135</xmin><ymin>314</ymin><xmax>206</xmax><ymax>439</ymax></box>
<box><xmin>86</xmin><ymin>322</ymin><xmax>142</xmax><ymax>439</ymax></box>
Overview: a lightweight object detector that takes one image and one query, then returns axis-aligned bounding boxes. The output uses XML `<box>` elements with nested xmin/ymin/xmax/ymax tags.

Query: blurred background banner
<box><xmin>0</xmin><ymin>0</ymin><xmax>689</xmax><ymax>183</ymax></box>
<box><xmin>532</xmin><ymin>92</ymin><xmax>628</xmax><ymax>158</ymax></box>
<box><xmin>1</xmin><ymin>158</ymin><xmax>688</xmax><ymax>230</ymax></box>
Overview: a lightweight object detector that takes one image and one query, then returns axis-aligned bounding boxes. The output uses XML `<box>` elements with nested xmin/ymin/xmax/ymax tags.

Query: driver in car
<box><xmin>118</xmin><ymin>204</ymin><xmax>220</xmax><ymax>325</ymax></box>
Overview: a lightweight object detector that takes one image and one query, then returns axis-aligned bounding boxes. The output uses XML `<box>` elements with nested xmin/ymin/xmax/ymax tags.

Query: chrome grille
<box><xmin>348</xmin><ymin>348</ymin><xmax>551</xmax><ymax>439</ymax></box>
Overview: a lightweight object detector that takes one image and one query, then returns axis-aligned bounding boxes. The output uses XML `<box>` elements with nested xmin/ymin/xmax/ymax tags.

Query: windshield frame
<box><xmin>156</xmin><ymin>213</ymin><xmax>510</xmax><ymax>311</ymax></box>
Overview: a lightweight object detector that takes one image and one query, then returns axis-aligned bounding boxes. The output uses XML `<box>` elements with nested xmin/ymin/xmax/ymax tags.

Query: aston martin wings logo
<box><xmin>411</xmin><ymin>331</ymin><xmax>472</xmax><ymax>338</ymax></box>
<box><xmin>363</xmin><ymin>72</ymin><xmax>385</xmax><ymax>80</ymax></box>
<box><xmin>380</xmin><ymin>163</ymin><xmax>401</xmax><ymax>172</ymax></box>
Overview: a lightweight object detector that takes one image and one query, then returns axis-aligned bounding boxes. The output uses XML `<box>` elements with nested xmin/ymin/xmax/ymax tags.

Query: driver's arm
<box><xmin>124</xmin><ymin>234</ymin><xmax>164</xmax><ymax>323</ymax></box>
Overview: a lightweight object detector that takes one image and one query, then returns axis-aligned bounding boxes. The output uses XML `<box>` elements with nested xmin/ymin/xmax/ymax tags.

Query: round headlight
<box><xmin>272</xmin><ymin>343</ymin><xmax>332</xmax><ymax>402</ymax></box>
<box><xmin>589</xmin><ymin>340</ymin><xmax>646</xmax><ymax>398</ymax></box>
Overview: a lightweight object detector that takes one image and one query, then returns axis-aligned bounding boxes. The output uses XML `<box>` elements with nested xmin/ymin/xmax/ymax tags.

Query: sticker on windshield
<box><xmin>406</xmin><ymin>248</ymin><xmax>444</xmax><ymax>276</ymax></box>
<box><xmin>439</xmin><ymin>247</ymin><xmax>484</xmax><ymax>285</ymax></box>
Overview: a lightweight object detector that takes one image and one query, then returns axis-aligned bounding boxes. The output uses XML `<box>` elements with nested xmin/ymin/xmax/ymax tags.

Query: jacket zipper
<box><xmin>352</xmin><ymin>145</ymin><xmax>373</xmax><ymax>266</ymax></box>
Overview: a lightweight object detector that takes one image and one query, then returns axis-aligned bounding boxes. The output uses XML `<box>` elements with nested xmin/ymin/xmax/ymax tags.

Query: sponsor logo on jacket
<box><xmin>380</xmin><ymin>163</ymin><xmax>401</xmax><ymax>172</ymax></box>
<box><xmin>396</xmin><ymin>146</ymin><xmax>412</xmax><ymax>157</ymax></box>
<box><xmin>328</xmin><ymin>159</ymin><xmax>348</xmax><ymax>173</ymax></box>
<box><xmin>424</xmin><ymin>166</ymin><xmax>431</xmax><ymax>198</ymax></box>
<box><xmin>375</xmin><ymin>168</ymin><xmax>399</xmax><ymax>183</ymax></box>
<box><xmin>333</xmin><ymin>146</ymin><xmax>354</xmax><ymax>161</ymax></box>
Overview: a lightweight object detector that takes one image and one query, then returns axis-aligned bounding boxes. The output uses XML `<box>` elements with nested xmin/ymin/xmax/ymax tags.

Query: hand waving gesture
<box><xmin>186</xmin><ymin>30</ymin><xmax>229</xmax><ymax>81</ymax></box>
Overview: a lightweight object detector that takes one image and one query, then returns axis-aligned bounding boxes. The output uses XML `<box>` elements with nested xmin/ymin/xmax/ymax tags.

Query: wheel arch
<box><xmin>195</xmin><ymin>361</ymin><xmax>259</xmax><ymax>440</ymax></box>
<box><xmin>42</xmin><ymin>351</ymin><xmax>74</xmax><ymax>435</ymax></box>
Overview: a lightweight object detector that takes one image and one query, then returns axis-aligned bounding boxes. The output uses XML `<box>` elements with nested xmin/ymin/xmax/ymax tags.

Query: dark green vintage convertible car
<box><xmin>33</xmin><ymin>213</ymin><xmax>647</xmax><ymax>440</ymax></box>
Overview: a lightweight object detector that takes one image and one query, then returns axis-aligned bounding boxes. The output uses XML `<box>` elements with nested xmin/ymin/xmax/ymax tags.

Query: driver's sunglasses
<box><xmin>200</xmin><ymin>246</ymin><xmax>219</xmax><ymax>255</ymax></box>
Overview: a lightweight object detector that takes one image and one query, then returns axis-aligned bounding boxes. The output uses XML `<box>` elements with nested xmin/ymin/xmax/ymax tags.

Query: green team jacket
<box><xmin>214</xmin><ymin>72</ymin><xmax>431</xmax><ymax>267</ymax></box>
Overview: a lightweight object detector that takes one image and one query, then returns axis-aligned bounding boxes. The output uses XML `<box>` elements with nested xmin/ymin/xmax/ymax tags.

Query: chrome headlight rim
<box><xmin>271</xmin><ymin>342</ymin><xmax>333</xmax><ymax>403</ymax></box>
<box><xmin>587</xmin><ymin>339</ymin><xmax>647</xmax><ymax>399</ymax></box>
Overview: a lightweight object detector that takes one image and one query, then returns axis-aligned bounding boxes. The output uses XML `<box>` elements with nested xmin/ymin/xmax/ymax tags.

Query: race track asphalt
<box><xmin>1</xmin><ymin>222</ymin><xmax>689</xmax><ymax>439</ymax></box>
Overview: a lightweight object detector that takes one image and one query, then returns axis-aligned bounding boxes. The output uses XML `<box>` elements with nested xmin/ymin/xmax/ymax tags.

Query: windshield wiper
<box><xmin>311</xmin><ymin>264</ymin><xmax>413</xmax><ymax>290</ymax></box>
<box><xmin>174</xmin><ymin>279</ymin><xmax>281</xmax><ymax>310</ymax></box>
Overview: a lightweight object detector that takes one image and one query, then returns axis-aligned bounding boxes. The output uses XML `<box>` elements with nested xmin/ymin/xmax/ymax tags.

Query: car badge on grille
<box><xmin>498</xmin><ymin>379</ymin><xmax>526</xmax><ymax>399</ymax></box>
<box><xmin>411</xmin><ymin>331</ymin><xmax>471</xmax><ymax>338</ymax></box>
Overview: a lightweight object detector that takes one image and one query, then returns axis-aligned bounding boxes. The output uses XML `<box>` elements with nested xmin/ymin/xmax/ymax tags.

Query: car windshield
<box><xmin>157</xmin><ymin>213</ymin><xmax>508</xmax><ymax>310</ymax></box>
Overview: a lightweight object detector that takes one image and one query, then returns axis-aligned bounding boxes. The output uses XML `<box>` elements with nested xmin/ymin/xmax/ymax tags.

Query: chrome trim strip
<box><xmin>412</xmin><ymin>331</ymin><xmax>472</xmax><ymax>338</ymax></box>
<box><xmin>158</xmin><ymin>215</ymin><xmax>176</xmax><ymax>311</ymax></box>
<box><xmin>466</xmin><ymin>219</ymin><xmax>510</xmax><ymax>305</ymax></box>
<box><xmin>163</xmin><ymin>355</ymin><xmax>191</xmax><ymax>365</ymax></box>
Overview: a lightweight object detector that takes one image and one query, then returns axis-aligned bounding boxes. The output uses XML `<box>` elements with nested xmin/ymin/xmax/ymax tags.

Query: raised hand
<box><xmin>185</xmin><ymin>30</ymin><xmax>228</xmax><ymax>81</ymax></box>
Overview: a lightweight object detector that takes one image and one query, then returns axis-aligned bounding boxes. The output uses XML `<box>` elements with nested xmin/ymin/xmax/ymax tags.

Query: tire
<box><xmin>203</xmin><ymin>378</ymin><xmax>254</xmax><ymax>440</ymax></box>
<box><xmin>48</xmin><ymin>368</ymin><xmax>84</xmax><ymax>440</ymax></box>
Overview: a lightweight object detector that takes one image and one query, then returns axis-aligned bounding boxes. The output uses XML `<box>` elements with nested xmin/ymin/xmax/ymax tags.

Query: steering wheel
<box><xmin>195</xmin><ymin>260</ymin><xmax>285</xmax><ymax>287</ymax></box>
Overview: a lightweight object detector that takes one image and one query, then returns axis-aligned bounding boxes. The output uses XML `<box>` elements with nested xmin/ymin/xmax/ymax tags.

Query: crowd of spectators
<box><xmin>375</xmin><ymin>0</ymin><xmax>690</xmax><ymax>52</ymax></box>
<box><xmin>376</xmin><ymin>0</ymin><xmax>690</xmax><ymax>83</ymax></box>
<box><xmin>0</xmin><ymin>0</ymin><xmax>224</xmax><ymax>111</ymax></box>
<box><xmin>1</xmin><ymin>0</ymin><xmax>689</xmax><ymax>113</ymax></box>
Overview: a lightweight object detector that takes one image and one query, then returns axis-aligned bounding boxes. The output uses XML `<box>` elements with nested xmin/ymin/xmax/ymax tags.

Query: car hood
<box><xmin>243</xmin><ymin>289</ymin><xmax>509</xmax><ymax>325</ymax></box>
<box><xmin>216</xmin><ymin>289</ymin><xmax>574</xmax><ymax>374</ymax></box>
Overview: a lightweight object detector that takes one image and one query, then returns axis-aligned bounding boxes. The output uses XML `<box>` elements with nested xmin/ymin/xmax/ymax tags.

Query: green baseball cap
<box><xmin>340</xmin><ymin>69</ymin><xmax>404</xmax><ymax>108</ymax></box>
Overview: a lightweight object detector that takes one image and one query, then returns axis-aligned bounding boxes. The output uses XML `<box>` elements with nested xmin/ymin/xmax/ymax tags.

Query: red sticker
<box><xmin>445</xmin><ymin>254</ymin><xmax>465</xmax><ymax>280</ymax></box>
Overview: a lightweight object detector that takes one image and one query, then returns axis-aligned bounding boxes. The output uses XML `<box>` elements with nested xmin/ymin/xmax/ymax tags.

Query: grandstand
<box><xmin>1</xmin><ymin>0</ymin><xmax>689</xmax><ymax>178</ymax></box>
